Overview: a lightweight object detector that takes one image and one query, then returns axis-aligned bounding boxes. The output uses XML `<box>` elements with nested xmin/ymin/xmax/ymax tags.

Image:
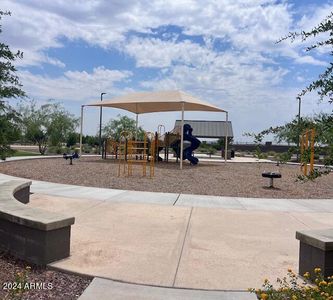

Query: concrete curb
<box><xmin>78</xmin><ymin>278</ymin><xmax>256</xmax><ymax>300</ymax></box>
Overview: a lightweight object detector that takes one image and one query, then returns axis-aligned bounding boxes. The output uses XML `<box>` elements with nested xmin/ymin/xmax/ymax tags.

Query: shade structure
<box><xmin>86</xmin><ymin>90</ymin><xmax>225</xmax><ymax>114</ymax></box>
<box><xmin>81</xmin><ymin>90</ymin><xmax>228</xmax><ymax>169</ymax></box>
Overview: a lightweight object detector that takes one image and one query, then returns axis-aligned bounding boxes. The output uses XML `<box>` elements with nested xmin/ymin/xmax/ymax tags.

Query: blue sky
<box><xmin>2</xmin><ymin>0</ymin><xmax>333</xmax><ymax>141</ymax></box>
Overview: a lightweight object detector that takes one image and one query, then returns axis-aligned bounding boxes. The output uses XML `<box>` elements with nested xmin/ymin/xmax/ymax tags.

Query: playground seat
<box><xmin>262</xmin><ymin>172</ymin><xmax>281</xmax><ymax>188</ymax></box>
<box><xmin>63</xmin><ymin>152</ymin><xmax>80</xmax><ymax>165</ymax></box>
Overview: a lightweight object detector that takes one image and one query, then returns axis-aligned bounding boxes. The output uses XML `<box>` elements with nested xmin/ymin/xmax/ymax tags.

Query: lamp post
<box><xmin>99</xmin><ymin>92</ymin><xmax>106</xmax><ymax>155</ymax></box>
<box><xmin>297</xmin><ymin>96</ymin><xmax>301</xmax><ymax>162</ymax></box>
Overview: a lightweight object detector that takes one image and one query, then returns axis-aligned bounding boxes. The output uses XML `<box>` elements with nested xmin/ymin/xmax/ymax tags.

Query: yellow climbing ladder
<box><xmin>118</xmin><ymin>131</ymin><xmax>155</xmax><ymax>178</ymax></box>
<box><xmin>300</xmin><ymin>128</ymin><xmax>315</xmax><ymax>176</ymax></box>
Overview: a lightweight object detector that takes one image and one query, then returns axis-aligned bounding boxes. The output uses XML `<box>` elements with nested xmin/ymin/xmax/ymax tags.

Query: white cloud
<box><xmin>2</xmin><ymin>0</ymin><xmax>332</xmax><ymax>138</ymax></box>
<box><xmin>2</xmin><ymin>0</ymin><xmax>331</xmax><ymax>67</ymax></box>
<box><xmin>18</xmin><ymin>67</ymin><xmax>132</xmax><ymax>102</ymax></box>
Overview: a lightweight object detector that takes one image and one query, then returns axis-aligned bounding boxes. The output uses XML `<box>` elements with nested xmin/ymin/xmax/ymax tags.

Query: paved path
<box><xmin>28</xmin><ymin>192</ymin><xmax>333</xmax><ymax>291</ymax></box>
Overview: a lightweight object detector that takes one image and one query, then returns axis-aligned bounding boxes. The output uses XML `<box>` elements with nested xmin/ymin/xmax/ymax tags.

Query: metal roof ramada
<box><xmin>174</xmin><ymin>120</ymin><xmax>233</xmax><ymax>138</ymax></box>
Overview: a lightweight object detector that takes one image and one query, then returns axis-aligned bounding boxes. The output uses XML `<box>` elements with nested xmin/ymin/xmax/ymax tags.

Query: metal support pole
<box><xmin>224</xmin><ymin>111</ymin><xmax>228</xmax><ymax>162</ymax></box>
<box><xmin>99</xmin><ymin>92</ymin><xmax>106</xmax><ymax>155</ymax></box>
<box><xmin>135</xmin><ymin>113</ymin><xmax>138</xmax><ymax>141</ymax></box>
<box><xmin>297</xmin><ymin>96</ymin><xmax>301</xmax><ymax>162</ymax></box>
<box><xmin>79</xmin><ymin>105</ymin><xmax>84</xmax><ymax>156</ymax></box>
<box><xmin>180</xmin><ymin>102</ymin><xmax>184</xmax><ymax>170</ymax></box>
<box><xmin>310</xmin><ymin>128</ymin><xmax>315</xmax><ymax>174</ymax></box>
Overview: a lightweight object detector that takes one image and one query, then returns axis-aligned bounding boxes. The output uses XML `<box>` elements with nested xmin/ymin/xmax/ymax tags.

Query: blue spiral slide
<box><xmin>171</xmin><ymin>124</ymin><xmax>201</xmax><ymax>165</ymax></box>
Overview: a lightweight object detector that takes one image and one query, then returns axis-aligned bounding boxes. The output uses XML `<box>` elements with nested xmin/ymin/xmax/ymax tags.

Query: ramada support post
<box><xmin>79</xmin><ymin>105</ymin><xmax>85</xmax><ymax>156</ymax></box>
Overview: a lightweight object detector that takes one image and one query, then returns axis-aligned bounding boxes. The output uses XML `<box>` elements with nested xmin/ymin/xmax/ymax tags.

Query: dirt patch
<box><xmin>0</xmin><ymin>252</ymin><xmax>91</xmax><ymax>300</ymax></box>
<box><xmin>0</xmin><ymin>157</ymin><xmax>332</xmax><ymax>199</ymax></box>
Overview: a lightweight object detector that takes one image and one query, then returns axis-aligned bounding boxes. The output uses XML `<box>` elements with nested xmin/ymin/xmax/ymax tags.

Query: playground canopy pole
<box><xmin>180</xmin><ymin>102</ymin><xmax>184</xmax><ymax>170</ymax></box>
<box><xmin>135</xmin><ymin>113</ymin><xmax>138</xmax><ymax>141</ymax></box>
<box><xmin>224</xmin><ymin>111</ymin><xmax>228</xmax><ymax>162</ymax></box>
<box><xmin>79</xmin><ymin>105</ymin><xmax>84</xmax><ymax>156</ymax></box>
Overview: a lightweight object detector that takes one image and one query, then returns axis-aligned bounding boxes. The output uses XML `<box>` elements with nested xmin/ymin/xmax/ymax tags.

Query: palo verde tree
<box><xmin>102</xmin><ymin>114</ymin><xmax>145</xmax><ymax>141</ymax></box>
<box><xmin>0</xmin><ymin>11</ymin><xmax>25</xmax><ymax>159</ymax></box>
<box><xmin>245</xmin><ymin>113</ymin><xmax>333</xmax><ymax>178</ymax></box>
<box><xmin>18</xmin><ymin>100</ymin><xmax>79</xmax><ymax>154</ymax></box>
<box><xmin>278</xmin><ymin>12</ymin><xmax>333</xmax><ymax>103</ymax></box>
<box><xmin>276</xmin><ymin>13</ymin><xmax>333</xmax><ymax>174</ymax></box>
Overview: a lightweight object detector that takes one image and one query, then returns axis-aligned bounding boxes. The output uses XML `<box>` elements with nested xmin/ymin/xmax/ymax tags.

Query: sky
<box><xmin>2</xmin><ymin>0</ymin><xmax>333</xmax><ymax>142</ymax></box>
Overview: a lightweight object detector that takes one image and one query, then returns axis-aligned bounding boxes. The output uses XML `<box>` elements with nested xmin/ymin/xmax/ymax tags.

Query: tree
<box><xmin>273</xmin><ymin>117</ymin><xmax>315</xmax><ymax>145</ymax></box>
<box><xmin>0</xmin><ymin>106</ymin><xmax>21</xmax><ymax>159</ymax></box>
<box><xmin>19</xmin><ymin>101</ymin><xmax>79</xmax><ymax>154</ymax></box>
<box><xmin>215</xmin><ymin>137</ymin><xmax>233</xmax><ymax>150</ymax></box>
<box><xmin>66</xmin><ymin>132</ymin><xmax>79</xmax><ymax>148</ymax></box>
<box><xmin>82</xmin><ymin>135</ymin><xmax>99</xmax><ymax>147</ymax></box>
<box><xmin>245</xmin><ymin>113</ymin><xmax>333</xmax><ymax>178</ymax></box>
<box><xmin>0</xmin><ymin>11</ymin><xmax>25</xmax><ymax>102</ymax></box>
<box><xmin>0</xmin><ymin>11</ymin><xmax>25</xmax><ymax>159</ymax></box>
<box><xmin>278</xmin><ymin>12</ymin><xmax>333</xmax><ymax>102</ymax></box>
<box><xmin>102</xmin><ymin>114</ymin><xmax>145</xmax><ymax>141</ymax></box>
<box><xmin>47</xmin><ymin>104</ymin><xmax>79</xmax><ymax>146</ymax></box>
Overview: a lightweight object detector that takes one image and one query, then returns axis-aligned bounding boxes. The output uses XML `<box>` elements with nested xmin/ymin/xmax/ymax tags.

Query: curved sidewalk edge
<box><xmin>78</xmin><ymin>278</ymin><xmax>256</xmax><ymax>300</ymax></box>
<box><xmin>0</xmin><ymin>173</ymin><xmax>333</xmax><ymax>212</ymax></box>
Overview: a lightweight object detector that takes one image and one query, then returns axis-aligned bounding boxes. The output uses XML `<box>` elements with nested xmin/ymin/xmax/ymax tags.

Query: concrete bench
<box><xmin>0</xmin><ymin>180</ymin><xmax>75</xmax><ymax>265</ymax></box>
<box><xmin>296</xmin><ymin>229</ymin><xmax>333</xmax><ymax>277</ymax></box>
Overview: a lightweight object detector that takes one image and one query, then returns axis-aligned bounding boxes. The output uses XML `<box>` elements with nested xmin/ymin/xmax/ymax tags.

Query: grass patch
<box><xmin>11</xmin><ymin>150</ymin><xmax>41</xmax><ymax>157</ymax></box>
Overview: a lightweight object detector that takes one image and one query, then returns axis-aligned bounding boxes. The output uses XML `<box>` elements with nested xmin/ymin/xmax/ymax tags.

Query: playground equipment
<box><xmin>170</xmin><ymin>124</ymin><xmax>201</xmax><ymax>165</ymax></box>
<box><xmin>300</xmin><ymin>128</ymin><xmax>315</xmax><ymax>176</ymax></box>
<box><xmin>104</xmin><ymin>139</ymin><xmax>118</xmax><ymax>159</ymax></box>
<box><xmin>262</xmin><ymin>171</ymin><xmax>282</xmax><ymax>188</ymax></box>
<box><xmin>153</xmin><ymin>124</ymin><xmax>201</xmax><ymax>165</ymax></box>
<box><xmin>156</xmin><ymin>125</ymin><xmax>166</xmax><ymax>162</ymax></box>
<box><xmin>103</xmin><ymin>123</ymin><xmax>201</xmax><ymax>168</ymax></box>
<box><xmin>81</xmin><ymin>90</ymin><xmax>228</xmax><ymax>170</ymax></box>
<box><xmin>117</xmin><ymin>131</ymin><xmax>155</xmax><ymax>178</ymax></box>
<box><xmin>63</xmin><ymin>152</ymin><xmax>80</xmax><ymax>165</ymax></box>
<box><xmin>154</xmin><ymin>125</ymin><xmax>180</xmax><ymax>163</ymax></box>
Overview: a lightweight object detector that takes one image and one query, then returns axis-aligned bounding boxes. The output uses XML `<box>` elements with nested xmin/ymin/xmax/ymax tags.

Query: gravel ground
<box><xmin>0</xmin><ymin>252</ymin><xmax>91</xmax><ymax>300</ymax></box>
<box><xmin>0</xmin><ymin>157</ymin><xmax>332</xmax><ymax>199</ymax></box>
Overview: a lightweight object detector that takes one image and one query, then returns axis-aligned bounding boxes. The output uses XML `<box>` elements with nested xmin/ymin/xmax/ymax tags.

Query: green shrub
<box><xmin>83</xmin><ymin>145</ymin><xmax>92</xmax><ymax>154</ymax></box>
<box><xmin>275</xmin><ymin>152</ymin><xmax>292</xmax><ymax>164</ymax></box>
<box><xmin>267</xmin><ymin>151</ymin><xmax>277</xmax><ymax>157</ymax></box>
<box><xmin>324</xmin><ymin>145</ymin><xmax>333</xmax><ymax>166</ymax></box>
<box><xmin>297</xmin><ymin>168</ymin><xmax>331</xmax><ymax>182</ymax></box>
<box><xmin>47</xmin><ymin>146</ymin><xmax>70</xmax><ymax>154</ymax></box>
<box><xmin>206</xmin><ymin>147</ymin><xmax>216</xmax><ymax>157</ymax></box>
<box><xmin>46</xmin><ymin>146</ymin><xmax>56</xmax><ymax>154</ymax></box>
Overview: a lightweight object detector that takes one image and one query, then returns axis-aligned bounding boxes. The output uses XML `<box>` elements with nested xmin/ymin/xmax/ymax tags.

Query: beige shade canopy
<box><xmin>80</xmin><ymin>89</ymin><xmax>228</xmax><ymax>169</ymax></box>
<box><xmin>86</xmin><ymin>90</ymin><xmax>225</xmax><ymax>114</ymax></box>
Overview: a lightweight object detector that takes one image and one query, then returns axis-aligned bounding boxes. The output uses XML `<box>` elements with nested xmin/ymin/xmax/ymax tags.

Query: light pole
<box><xmin>99</xmin><ymin>92</ymin><xmax>106</xmax><ymax>155</ymax></box>
<box><xmin>297</xmin><ymin>96</ymin><xmax>301</xmax><ymax>162</ymax></box>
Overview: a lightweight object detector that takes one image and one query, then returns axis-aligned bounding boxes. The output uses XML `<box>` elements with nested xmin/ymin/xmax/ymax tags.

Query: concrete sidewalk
<box><xmin>0</xmin><ymin>173</ymin><xmax>332</xmax><ymax>212</ymax></box>
<box><xmin>29</xmin><ymin>193</ymin><xmax>333</xmax><ymax>291</ymax></box>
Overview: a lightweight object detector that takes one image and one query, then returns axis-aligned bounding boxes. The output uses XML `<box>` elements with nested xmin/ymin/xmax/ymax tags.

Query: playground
<box><xmin>0</xmin><ymin>90</ymin><xmax>332</xmax><ymax>299</ymax></box>
<box><xmin>0</xmin><ymin>157</ymin><xmax>332</xmax><ymax>199</ymax></box>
